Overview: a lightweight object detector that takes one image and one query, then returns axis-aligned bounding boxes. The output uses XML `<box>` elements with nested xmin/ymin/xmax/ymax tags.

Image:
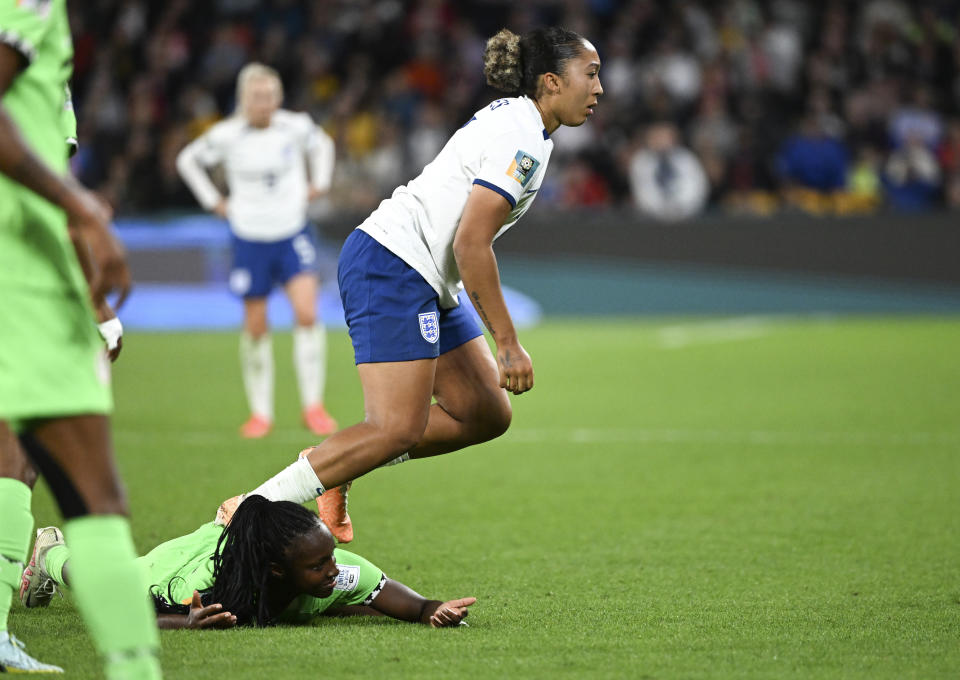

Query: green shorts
<box><xmin>0</xmin><ymin>286</ymin><xmax>111</xmax><ymax>425</ymax></box>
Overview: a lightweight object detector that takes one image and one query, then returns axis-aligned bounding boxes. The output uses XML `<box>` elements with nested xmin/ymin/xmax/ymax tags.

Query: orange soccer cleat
<box><xmin>214</xmin><ymin>494</ymin><xmax>246</xmax><ymax>526</ymax></box>
<box><xmin>316</xmin><ymin>482</ymin><xmax>353</xmax><ymax>543</ymax></box>
<box><xmin>240</xmin><ymin>414</ymin><xmax>272</xmax><ymax>439</ymax></box>
<box><xmin>303</xmin><ymin>404</ymin><xmax>338</xmax><ymax>436</ymax></box>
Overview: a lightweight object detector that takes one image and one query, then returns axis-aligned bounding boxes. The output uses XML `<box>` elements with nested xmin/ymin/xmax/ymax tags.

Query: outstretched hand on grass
<box><xmin>429</xmin><ymin>597</ymin><xmax>476</xmax><ymax>628</ymax></box>
<box><xmin>186</xmin><ymin>590</ymin><xmax>237</xmax><ymax>629</ymax></box>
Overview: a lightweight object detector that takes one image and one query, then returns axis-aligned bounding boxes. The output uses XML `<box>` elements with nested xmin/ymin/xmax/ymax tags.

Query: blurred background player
<box><xmin>230</xmin><ymin>27</ymin><xmax>604</xmax><ymax>542</ymax></box>
<box><xmin>22</xmin><ymin>496</ymin><xmax>474</xmax><ymax>630</ymax></box>
<box><xmin>0</xmin><ymin>0</ymin><xmax>162</xmax><ymax>676</ymax></box>
<box><xmin>177</xmin><ymin>63</ymin><xmax>337</xmax><ymax>439</ymax></box>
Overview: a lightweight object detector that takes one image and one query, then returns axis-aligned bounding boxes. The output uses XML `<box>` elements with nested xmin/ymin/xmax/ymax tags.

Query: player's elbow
<box><xmin>452</xmin><ymin>232</ymin><xmax>484</xmax><ymax>266</ymax></box>
<box><xmin>174</xmin><ymin>148</ymin><xmax>197</xmax><ymax>180</ymax></box>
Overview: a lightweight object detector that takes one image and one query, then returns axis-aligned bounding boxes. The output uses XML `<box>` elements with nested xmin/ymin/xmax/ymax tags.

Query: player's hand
<box><xmin>496</xmin><ymin>340</ymin><xmax>534</xmax><ymax>395</ymax></box>
<box><xmin>429</xmin><ymin>597</ymin><xmax>476</xmax><ymax>628</ymax></box>
<box><xmin>307</xmin><ymin>186</ymin><xmax>326</xmax><ymax>202</ymax></box>
<box><xmin>213</xmin><ymin>199</ymin><xmax>229</xmax><ymax>218</ymax></box>
<box><xmin>186</xmin><ymin>590</ymin><xmax>237</xmax><ymax>629</ymax></box>
<box><xmin>67</xmin><ymin>189</ymin><xmax>131</xmax><ymax>310</ymax></box>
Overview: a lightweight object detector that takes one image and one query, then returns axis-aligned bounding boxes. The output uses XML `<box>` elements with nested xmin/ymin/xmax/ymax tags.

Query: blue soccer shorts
<box><xmin>337</xmin><ymin>229</ymin><xmax>482</xmax><ymax>364</ymax></box>
<box><xmin>229</xmin><ymin>226</ymin><xmax>317</xmax><ymax>299</ymax></box>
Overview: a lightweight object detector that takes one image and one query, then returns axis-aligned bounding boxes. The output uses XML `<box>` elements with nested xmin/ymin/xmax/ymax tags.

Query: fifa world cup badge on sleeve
<box><xmin>418</xmin><ymin>312</ymin><xmax>439</xmax><ymax>343</ymax></box>
<box><xmin>334</xmin><ymin>565</ymin><xmax>360</xmax><ymax>592</ymax></box>
<box><xmin>506</xmin><ymin>150</ymin><xmax>540</xmax><ymax>187</ymax></box>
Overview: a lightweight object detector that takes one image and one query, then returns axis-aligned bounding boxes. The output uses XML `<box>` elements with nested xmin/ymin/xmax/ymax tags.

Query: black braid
<box><xmin>209</xmin><ymin>495</ymin><xmax>322</xmax><ymax>626</ymax></box>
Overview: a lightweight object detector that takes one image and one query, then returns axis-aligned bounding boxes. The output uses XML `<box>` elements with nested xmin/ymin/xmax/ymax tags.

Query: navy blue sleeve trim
<box><xmin>473</xmin><ymin>179</ymin><xmax>517</xmax><ymax>209</ymax></box>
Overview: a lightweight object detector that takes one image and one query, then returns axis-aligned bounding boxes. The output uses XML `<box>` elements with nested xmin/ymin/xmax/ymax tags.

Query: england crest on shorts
<box><xmin>418</xmin><ymin>312</ymin><xmax>439</xmax><ymax>343</ymax></box>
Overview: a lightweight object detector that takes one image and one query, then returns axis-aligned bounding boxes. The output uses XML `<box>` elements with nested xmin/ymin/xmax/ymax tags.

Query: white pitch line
<box><xmin>113</xmin><ymin>427</ymin><xmax>960</xmax><ymax>449</ymax></box>
<box><xmin>656</xmin><ymin>316</ymin><xmax>777</xmax><ymax>349</ymax></box>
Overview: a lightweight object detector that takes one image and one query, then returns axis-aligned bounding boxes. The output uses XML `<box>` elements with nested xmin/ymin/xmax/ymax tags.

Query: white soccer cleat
<box><xmin>19</xmin><ymin>526</ymin><xmax>64</xmax><ymax>609</ymax></box>
<box><xmin>0</xmin><ymin>632</ymin><xmax>64</xmax><ymax>673</ymax></box>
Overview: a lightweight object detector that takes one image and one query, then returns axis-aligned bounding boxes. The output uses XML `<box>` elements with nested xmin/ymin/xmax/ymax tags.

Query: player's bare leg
<box><xmin>286</xmin><ymin>273</ymin><xmax>337</xmax><ymax>436</ymax></box>
<box><xmin>243</xmin><ymin>340</ymin><xmax>512</xmax><ymax>539</ymax></box>
<box><xmin>15</xmin><ymin>415</ymin><xmax>160</xmax><ymax>677</ymax></box>
<box><xmin>0</xmin><ymin>423</ymin><xmax>61</xmax><ymax>673</ymax></box>
<box><xmin>0</xmin><ymin>422</ymin><xmax>37</xmax><ymax>489</ymax></box>
<box><xmin>224</xmin><ymin>361</ymin><xmax>434</xmax><ymax>539</ymax></box>
<box><xmin>408</xmin><ymin>336</ymin><xmax>512</xmax><ymax>459</ymax></box>
<box><xmin>304</xmin><ymin>358</ymin><xmax>436</xmax><ymax>486</ymax></box>
<box><xmin>240</xmin><ymin>296</ymin><xmax>273</xmax><ymax>438</ymax></box>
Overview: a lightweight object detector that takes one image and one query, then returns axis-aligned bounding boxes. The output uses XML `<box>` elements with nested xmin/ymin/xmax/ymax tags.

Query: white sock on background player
<box><xmin>293</xmin><ymin>323</ymin><xmax>325</xmax><ymax>408</ymax></box>
<box><xmin>240</xmin><ymin>332</ymin><xmax>274</xmax><ymax>421</ymax></box>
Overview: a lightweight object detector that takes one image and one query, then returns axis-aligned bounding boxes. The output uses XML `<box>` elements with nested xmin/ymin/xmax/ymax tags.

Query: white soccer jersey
<box><xmin>176</xmin><ymin>109</ymin><xmax>334</xmax><ymax>242</ymax></box>
<box><xmin>358</xmin><ymin>95</ymin><xmax>553</xmax><ymax>308</ymax></box>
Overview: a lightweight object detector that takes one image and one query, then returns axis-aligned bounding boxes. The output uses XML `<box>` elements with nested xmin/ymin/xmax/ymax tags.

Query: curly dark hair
<box><xmin>483</xmin><ymin>26</ymin><xmax>587</xmax><ymax>98</ymax></box>
<box><xmin>150</xmin><ymin>496</ymin><xmax>323</xmax><ymax>627</ymax></box>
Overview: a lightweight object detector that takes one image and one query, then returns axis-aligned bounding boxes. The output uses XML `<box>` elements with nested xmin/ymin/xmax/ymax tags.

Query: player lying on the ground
<box><xmin>21</xmin><ymin>495</ymin><xmax>474</xmax><ymax>629</ymax></box>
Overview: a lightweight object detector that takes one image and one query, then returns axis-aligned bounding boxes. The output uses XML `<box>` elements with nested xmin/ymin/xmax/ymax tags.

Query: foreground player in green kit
<box><xmin>22</xmin><ymin>495</ymin><xmax>475</xmax><ymax>630</ymax></box>
<box><xmin>0</xmin><ymin>1</ymin><xmax>161</xmax><ymax>676</ymax></box>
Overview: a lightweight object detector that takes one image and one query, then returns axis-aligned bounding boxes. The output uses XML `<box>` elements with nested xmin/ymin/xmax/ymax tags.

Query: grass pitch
<box><xmin>10</xmin><ymin>317</ymin><xmax>960</xmax><ymax>679</ymax></box>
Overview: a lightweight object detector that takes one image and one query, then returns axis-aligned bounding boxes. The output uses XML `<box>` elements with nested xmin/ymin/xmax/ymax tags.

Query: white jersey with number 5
<box><xmin>176</xmin><ymin>109</ymin><xmax>334</xmax><ymax>242</ymax></box>
<box><xmin>358</xmin><ymin>95</ymin><xmax>553</xmax><ymax>308</ymax></box>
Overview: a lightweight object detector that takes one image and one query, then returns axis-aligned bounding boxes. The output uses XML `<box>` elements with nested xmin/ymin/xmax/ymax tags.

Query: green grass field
<box><xmin>10</xmin><ymin>317</ymin><xmax>960</xmax><ymax>679</ymax></box>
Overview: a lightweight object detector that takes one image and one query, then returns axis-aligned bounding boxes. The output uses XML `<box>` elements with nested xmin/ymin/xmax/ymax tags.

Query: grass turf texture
<box><xmin>10</xmin><ymin>317</ymin><xmax>960</xmax><ymax>679</ymax></box>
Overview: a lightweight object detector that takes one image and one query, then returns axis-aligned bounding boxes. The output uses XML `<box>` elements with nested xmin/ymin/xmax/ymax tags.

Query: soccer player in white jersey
<box><xmin>225</xmin><ymin>27</ymin><xmax>603</xmax><ymax>542</ymax></box>
<box><xmin>176</xmin><ymin>63</ymin><xmax>338</xmax><ymax>439</ymax></box>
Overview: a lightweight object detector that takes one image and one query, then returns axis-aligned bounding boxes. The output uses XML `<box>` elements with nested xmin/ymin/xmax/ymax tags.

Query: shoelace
<box><xmin>34</xmin><ymin>578</ymin><xmax>58</xmax><ymax>599</ymax></box>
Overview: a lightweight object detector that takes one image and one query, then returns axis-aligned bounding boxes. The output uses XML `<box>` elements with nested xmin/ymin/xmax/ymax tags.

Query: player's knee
<box><xmin>378</xmin><ymin>423</ymin><xmax>425</xmax><ymax>455</ymax></box>
<box><xmin>245</xmin><ymin>322</ymin><xmax>268</xmax><ymax>340</ymax></box>
<box><xmin>480</xmin><ymin>396</ymin><xmax>512</xmax><ymax>441</ymax></box>
<box><xmin>294</xmin><ymin>309</ymin><xmax>316</xmax><ymax>327</ymax></box>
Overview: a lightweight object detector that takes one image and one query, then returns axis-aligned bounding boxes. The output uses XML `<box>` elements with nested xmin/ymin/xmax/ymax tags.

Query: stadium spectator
<box><xmin>60</xmin><ymin>1</ymin><xmax>960</xmax><ymax>216</ymax></box>
<box><xmin>627</xmin><ymin>121</ymin><xmax>709</xmax><ymax>220</ymax></box>
<box><xmin>882</xmin><ymin>134</ymin><xmax>942</xmax><ymax>211</ymax></box>
<box><xmin>936</xmin><ymin>118</ymin><xmax>960</xmax><ymax>208</ymax></box>
<box><xmin>777</xmin><ymin>113</ymin><xmax>850</xmax><ymax>212</ymax></box>
<box><xmin>176</xmin><ymin>63</ymin><xmax>338</xmax><ymax>439</ymax></box>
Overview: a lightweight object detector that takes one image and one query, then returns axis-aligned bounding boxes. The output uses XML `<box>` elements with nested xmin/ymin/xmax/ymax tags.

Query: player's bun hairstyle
<box><xmin>149</xmin><ymin>496</ymin><xmax>324</xmax><ymax>627</ymax></box>
<box><xmin>483</xmin><ymin>27</ymin><xmax>587</xmax><ymax>98</ymax></box>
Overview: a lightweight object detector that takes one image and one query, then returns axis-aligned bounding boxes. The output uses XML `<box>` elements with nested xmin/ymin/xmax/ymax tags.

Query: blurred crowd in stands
<box><xmin>67</xmin><ymin>0</ymin><xmax>960</xmax><ymax>220</ymax></box>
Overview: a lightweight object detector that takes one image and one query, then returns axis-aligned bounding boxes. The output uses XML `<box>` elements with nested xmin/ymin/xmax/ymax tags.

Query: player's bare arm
<box><xmin>327</xmin><ymin>579</ymin><xmax>475</xmax><ymax>628</ymax></box>
<box><xmin>156</xmin><ymin>591</ymin><xmax>237</xmax><ymax>630</ymax></box>
<box><xmin>454</xmin><ymin>183</ymin><xmax>534</xmax><ymax>394</ymax></box>
<box><xmin>0</xmin><ymin>44</ymin><xmax>131</xmax><ymax>310</ymax></box>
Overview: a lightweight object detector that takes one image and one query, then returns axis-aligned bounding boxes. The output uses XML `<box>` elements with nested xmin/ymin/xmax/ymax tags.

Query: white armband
<box><xmin>97</xmin><ymin>317</ymin><xmax>123</xmax><ymax>351</ymax></box>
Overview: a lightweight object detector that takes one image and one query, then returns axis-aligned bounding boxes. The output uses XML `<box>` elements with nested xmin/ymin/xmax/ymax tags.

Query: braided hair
<box><xmin>483</xmin><ymin>27</ymin><xmax>587</xmax><ymax>98</ymax></box>
<box><xmin>150</xmin><ymin>495</ymin><xmax>323</xmax><ymax>627</ymax></box>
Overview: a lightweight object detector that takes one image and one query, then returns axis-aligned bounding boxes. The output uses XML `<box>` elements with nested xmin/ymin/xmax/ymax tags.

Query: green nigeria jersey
<box><xmin>138</xmin><ymin>522</ymin><xmax>387</xmax><ymax>625</ymax></box>
<box><xmin>0</xmin><ymin>0</ymin><xmax>84</xmax><ymax>294</ymax></box>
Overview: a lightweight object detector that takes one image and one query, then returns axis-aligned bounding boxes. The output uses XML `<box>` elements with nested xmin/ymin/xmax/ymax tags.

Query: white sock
<box><xmin>293</xmin><ymin>323</ymin><xmax>326</xmax><ymax>408</ymax></box>
<box><xmin>380</xmin><ymin>453</ymin><xmax>410</xmax><ymax>467</ymax></box>
<box><xmin>240</xmin><ymin>333</ymin><xmax>274</xmax><ymax>421</ymax></box>
<box><xmin>249</xmin><ymin>456</ymin><xmax>325</xmax><ymax>503</ymax></box>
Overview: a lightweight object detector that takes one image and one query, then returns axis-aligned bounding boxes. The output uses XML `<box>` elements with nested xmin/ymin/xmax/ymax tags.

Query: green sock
<box><xmin>43</xmin><ymin>544</ymin><xmax>70</xmax><ymax>588</ymax></box>
<box><xmin>63</xmin><ymin>516</ymin><xmax>161</xmax><ymax>680</ymax></box>
<box><xmin>0</xmin><ymin>478</ymin><xmax>33</xmax><ymax>632</ymax></box>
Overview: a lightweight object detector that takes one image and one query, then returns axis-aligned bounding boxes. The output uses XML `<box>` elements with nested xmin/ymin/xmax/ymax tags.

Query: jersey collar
<box><xmin>519</xmin><ymin>95</ymin><xmax>550</xmax><ymax>139</ymax></box>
